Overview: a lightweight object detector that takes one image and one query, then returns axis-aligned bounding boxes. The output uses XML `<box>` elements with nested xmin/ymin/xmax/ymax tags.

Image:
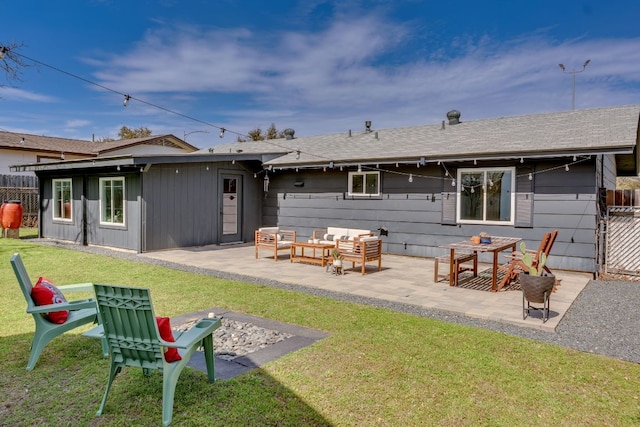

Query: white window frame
<box><xmin>348</xmin><ymin>171</ymin><xmax>380</xmax><ymax>197</ymax></box>
<box><xmin>99</xmin><ymin>177</ymin><xmax>126</xmax><ymax>226</ymax></box>
<box><xmin>52</xmin><ymin>178</ymin><xmax>72</xmax><ymax>221</ymax></box>
<box><xmin>456</xmin><ymin>167</ymin><xmax>515</xmax><ymax>225</ymax></box>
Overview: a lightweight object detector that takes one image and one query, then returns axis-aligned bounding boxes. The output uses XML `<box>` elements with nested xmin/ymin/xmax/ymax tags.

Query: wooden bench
<box><xmin>334</xmin><ymin>237</ymin><xmax>382</xmax><ymax>275</ymax></box>
<box><xmin>434</xmin><ymin>252</ymin><xmax>478</xmax><ymax>286</ymax></box>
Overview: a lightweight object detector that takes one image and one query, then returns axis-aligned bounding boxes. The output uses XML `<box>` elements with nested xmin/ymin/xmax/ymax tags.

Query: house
<box><xmin>13</xmin><ymin>106</ymin><xmax>640</xmax><ymax>273</ymax></box>
<box><xmin>1</xmin><ymin>131</ymin><xmax>198</xmax><ymax>176</ymax></box>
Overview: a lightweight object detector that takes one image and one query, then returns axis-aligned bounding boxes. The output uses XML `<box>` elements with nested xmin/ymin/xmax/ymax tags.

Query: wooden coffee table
<box><xmin>290</xmin><ymin>241</ymin><xmax>336</xmax><ymax>266</ymax></box>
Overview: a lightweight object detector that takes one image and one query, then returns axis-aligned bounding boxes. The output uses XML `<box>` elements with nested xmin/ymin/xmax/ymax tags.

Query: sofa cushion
<box><xmin>327</xmin><ymin>227</ymin><xmax>349</xmax><ymax>238</ymax></box>
<box><xmin>349</xmin><ymin>229</ymin><xmax>371</xmax><ymax>237</ymax></box>
<box><xmin>259</xmin><ymin>227</ymin><xmax>279</xmax><ymax>232</ymax></box>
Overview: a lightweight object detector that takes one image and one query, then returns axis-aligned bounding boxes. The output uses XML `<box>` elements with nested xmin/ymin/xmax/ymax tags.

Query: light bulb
<box><xmin>529</xmin><ymin>173</ymin><xmax>533</xmax><ymax>180</ymax></box>
<box><xmin>123</xmin><ymin>94</ymin><xmax>131</xmax><ymax>107</ymax></box>
<box><xmin>408</xmin><ymin>174</ymin><xmax>413</xmax><ymax>183</ymax></box>
<box><xmin>219</xmin><ymin>128</ymin><xmax>225</xmax><ymax>138</ymax></box>
<box><xmin>565</xmin><ymin>164</ymin><xmax>569</xmax><ymax>171</ymax></box>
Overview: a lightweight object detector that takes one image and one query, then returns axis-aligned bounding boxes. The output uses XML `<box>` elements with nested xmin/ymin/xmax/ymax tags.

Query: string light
<box><xmin>358</xmin><ymin>164</ymin><xmax>362</xmax><ymax>172</ymax></box>
<box><xmin>408</xmin><ymin>174</ymin><xmax>413</xmax><ymax>183</ymax></box>
<box><xmin>6</xmin><ymin>50</ymin><xmax>594</xmax><ymax>186</ymax></box>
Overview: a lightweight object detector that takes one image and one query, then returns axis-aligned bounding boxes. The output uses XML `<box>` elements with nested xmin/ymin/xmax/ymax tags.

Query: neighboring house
<box><xmin>1</xmin><ymin>131</ymin><xmax>198</xmax><ymax>176</ymax></box>
<box><xmin>14</xmin><ymin>106</ymin><xmax>640</xmax><ymax>274</ymax></box>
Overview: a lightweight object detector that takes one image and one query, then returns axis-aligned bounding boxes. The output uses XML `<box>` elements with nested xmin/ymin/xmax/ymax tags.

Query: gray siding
<box><xmin>265</xmin><ymin>159</ymin><xmax>600</xmax><ymax>272</ymax></box>
<box><xmin>142</xmin><ymin>162</ymin><xmax>262</xmax><ymax>251</ymax></box>
<box><xmin>85</xmin><ymin>173</ymin><xmax>142</xmax><ymax>251</ymax></box>
<box><xmin>40</xmin><ymin>175</ymin><xmax>85</xmax><ymax>244</ymax></box>
<box><xmin>598</xmin><ymin>154</ymin><xmax>617</xmax><ymax>190</ymax></box>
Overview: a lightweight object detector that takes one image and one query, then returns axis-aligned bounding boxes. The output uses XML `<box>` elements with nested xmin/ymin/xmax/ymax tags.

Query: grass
<box><xmin>1</xmin><ymin>234</ymin><xmax>639</xmax><ymax>426</ymax></box>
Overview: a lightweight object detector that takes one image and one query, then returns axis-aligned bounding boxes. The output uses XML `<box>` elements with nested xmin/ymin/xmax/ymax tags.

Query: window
<box><xmin>348</xmin><ymin>171</ymin><xmax>380</xmax><ymax>196</ymax></box>
<box><xmin>457</xmin><ymin>168</ymin><xmax>514</xmax><ymax>224</ymax></box>
<box><xmin>52</xmin><ymin>179</ymin><xmax>72</xmax><ymax>221</ymax></box>
<box><xmin>100</xmin><ymin>177</ymin><xmax>125</xmax><ymax>225</ymax></box>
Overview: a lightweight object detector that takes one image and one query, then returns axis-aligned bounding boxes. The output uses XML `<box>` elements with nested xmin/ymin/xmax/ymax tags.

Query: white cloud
<box><xmin>89</xmin><ymin>12</ymin><xmax>640</xmax><ymax>140</ymax></box>
<box><xmin>65</xmin><ymin>119</ymin><xmax>91</xmax><ymax>128</ymax></box>
<box><xmin>0</xmin><ymin>86</ymin><xmax>57</xmax><ymax>102</ymax></box>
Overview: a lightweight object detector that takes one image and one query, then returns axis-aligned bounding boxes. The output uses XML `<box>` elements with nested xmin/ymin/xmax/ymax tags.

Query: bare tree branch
<box><xmin>0</xmin><ymin>42</ymin><xmax>30</xmax><ymax>86</ymax></box>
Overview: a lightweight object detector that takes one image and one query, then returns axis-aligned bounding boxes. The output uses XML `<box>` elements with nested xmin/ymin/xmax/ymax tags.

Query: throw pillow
<box><xmin>156</xmin><ymin>317</ymin><xmax>182</xmax><ymax>363</ymax></box>
<box><xmin>324</xmin><ymin>234</ymin><xmax>334</xmax><ymax>241</ymax></box>
<box><xmin>31</xmin><ymin>277</ymin><xmax>69</xmax><ymax>324</ymax></box>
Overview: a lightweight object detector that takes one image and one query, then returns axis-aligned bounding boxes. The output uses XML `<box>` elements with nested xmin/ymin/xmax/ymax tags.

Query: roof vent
<box><xmin>284</xmin><ymin>128</ymin><xmax>295</xmax><ymax>140</ymax></box>
<box><xmin>447</xmin><ymin>110</ymin><xmax>461</xmax><ymax>125</ymax></box>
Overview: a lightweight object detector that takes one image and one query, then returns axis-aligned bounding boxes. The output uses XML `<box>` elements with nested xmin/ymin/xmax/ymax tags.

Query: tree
<box><xmin>95</xmin><ymin>126</ymin><xmax>153</xmax><ymax>142</ymax></box>
<box><xmin>0</xmin><ymin>42</ymin><xmax>29</xmax><ymax>87</ymax></box>
<box><xmin>118</xmin><ymin>125</ymin><xmax>152</xmax><ymax>139</ymax></box>
<box><xmin>237</xmin><ymin>123</ymin><xmax>285</xmax><ymax>142</ymax></box>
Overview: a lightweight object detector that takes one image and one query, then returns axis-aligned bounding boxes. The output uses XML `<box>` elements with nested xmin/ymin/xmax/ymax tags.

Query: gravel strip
<box><xmin>33</xmin><ymin>239</ymin><xmax>640</xmax><ymax>364</ymax></box>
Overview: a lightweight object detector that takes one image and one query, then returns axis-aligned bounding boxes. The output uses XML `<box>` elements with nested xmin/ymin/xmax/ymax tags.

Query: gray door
<box><xmin>220</xmin><ymin>174</ymin><xmax>242</xmax><ymax>243</ymax></box>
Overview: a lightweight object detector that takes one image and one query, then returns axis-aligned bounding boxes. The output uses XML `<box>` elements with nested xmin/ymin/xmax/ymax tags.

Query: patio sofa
<box><xmin>254</xmin><ymin>227</ymin><xmax>296</xmax><ymax>261</ymax></box>
<box><xmin>312</xmin><ymin>227</ymin><xmax>373</xmax><ymax>246</ymax></box>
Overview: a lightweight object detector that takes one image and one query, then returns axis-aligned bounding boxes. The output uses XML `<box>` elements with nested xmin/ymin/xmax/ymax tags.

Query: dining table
<box><xmin>440</xmin><ymin>236</ymin><xmax>522</xmax><ymax>292</ymax></box>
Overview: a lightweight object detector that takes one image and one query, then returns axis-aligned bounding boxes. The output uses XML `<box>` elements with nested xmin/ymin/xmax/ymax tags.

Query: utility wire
<box><xmin>12</xmin><ymin>51</ymin><xmax>249</xmax><ymax>138</ymax></box>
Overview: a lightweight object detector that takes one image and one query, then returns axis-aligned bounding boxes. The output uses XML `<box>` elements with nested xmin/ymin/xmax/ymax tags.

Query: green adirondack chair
<box><xmin>10</xmin><ymin>253</ymin><xmax>105</xmax><ymax>370</ymax></box>
<box><xmin>92</xmin><ymin>283</ymin><xmax>221</xmax><ymax>427</ymax></box>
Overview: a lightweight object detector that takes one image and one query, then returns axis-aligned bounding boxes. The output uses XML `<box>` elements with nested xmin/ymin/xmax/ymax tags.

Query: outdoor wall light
<box><xmin>263</xmin><ymin>173</ymin><xmax>270</xmax><ymax>192</ymax></box>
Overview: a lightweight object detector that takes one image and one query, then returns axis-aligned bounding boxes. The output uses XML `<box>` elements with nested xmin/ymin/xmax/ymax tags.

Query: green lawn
<box><xmin>1</xmin><ymin>236</ymin><xmax>639</xmax><ymax>426</ymax></box>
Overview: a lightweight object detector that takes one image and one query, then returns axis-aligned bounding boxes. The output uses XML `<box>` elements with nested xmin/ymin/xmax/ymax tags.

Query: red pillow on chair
<box><xmin>31</xmin><ymin>277</ymin><xmax>69</xmax><ymax>324</ymax></box>
<box><xmin>156</xmin><ymin>317</ymin><xmax>182</xmax><ymax>363</ymax></box>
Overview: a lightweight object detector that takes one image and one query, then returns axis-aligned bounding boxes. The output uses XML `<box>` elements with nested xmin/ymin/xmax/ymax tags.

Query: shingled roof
<box><xmin>206</xmin><ymin>105</ymin><xmax>640</xmax><ymax>169</ymax></box>
<box><xmin>0</xmin><ymin>132</ymin><xmax>197</xmax><ymax>157</ymax></box>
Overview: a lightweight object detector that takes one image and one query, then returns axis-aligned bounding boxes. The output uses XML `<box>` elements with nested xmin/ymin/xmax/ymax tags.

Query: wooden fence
<box><xmin>0</xmin><ymin>174</ymin><xmax>39</xmax><ymax>228</ymax></box>
<box><xmin>606</xmin><ymin>189</ymin><xmax>640</xmax><ymax>207</ymax></box>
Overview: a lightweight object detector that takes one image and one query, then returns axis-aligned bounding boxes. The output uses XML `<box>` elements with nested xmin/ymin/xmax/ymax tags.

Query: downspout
<box><xmin>82</xmin><ymin>174</ymin><xmax>88</xmax><ymax>246</ymax></box>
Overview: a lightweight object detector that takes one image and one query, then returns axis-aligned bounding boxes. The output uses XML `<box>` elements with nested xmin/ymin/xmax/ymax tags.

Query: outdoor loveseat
<box><xmin>312</xmin><ymin>227</ymin><xmax>373</xmax><ymax>245</ymax></box>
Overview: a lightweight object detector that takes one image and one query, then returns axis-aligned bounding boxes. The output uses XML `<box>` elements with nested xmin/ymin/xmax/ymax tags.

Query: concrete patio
<box><xmin>139</xmin><ymin>243</ymin><xmax>592</xmax><ymax>332</ymax></box>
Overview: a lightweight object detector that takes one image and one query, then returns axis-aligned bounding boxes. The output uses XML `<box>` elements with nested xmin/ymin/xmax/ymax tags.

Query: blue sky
<box><xmin>1</xmin><ymin>0</ymin><xmax>639</xmax><ymax>149</ymax></box>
